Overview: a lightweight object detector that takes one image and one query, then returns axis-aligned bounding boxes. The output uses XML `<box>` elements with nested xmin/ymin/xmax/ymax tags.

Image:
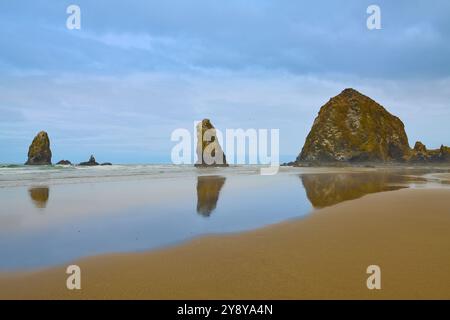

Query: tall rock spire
<box><xmin>25</xmin><ymin>131</ymin><xmax>52</xmax><ymax>165</ymax></box>
<box><xmin>195</xmin><ymin>119</ymin><xmax>228</xmax><ymax>167</ymax></box>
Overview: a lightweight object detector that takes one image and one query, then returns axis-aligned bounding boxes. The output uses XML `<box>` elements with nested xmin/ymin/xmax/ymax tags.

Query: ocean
<box><xmin>0</xmin><ymin>164</ymin><xmax>448</xmax><ymax>271</ymax></box>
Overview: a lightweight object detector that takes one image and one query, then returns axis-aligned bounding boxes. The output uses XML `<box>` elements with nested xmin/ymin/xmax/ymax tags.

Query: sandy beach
<box><xmin>1</xmin><ymin>187</ymin><xmax>449</xmax><ymax>299</ymax></box>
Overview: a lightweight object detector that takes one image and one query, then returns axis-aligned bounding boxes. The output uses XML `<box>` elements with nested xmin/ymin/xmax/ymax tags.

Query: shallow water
<box><xmin>0</xmin><ymin>165</ymin><xmax>448</xmax><ymax>271</ymax></box>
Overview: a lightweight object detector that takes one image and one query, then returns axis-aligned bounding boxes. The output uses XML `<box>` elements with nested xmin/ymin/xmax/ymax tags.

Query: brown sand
<box><xmin>1</xmin><ymin>188</ymin><xmax>449</xmax><ymax>299</ymax></box>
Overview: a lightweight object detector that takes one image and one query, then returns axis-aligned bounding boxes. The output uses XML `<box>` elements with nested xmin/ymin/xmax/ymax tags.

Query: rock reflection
<box><xmin>300</xmin><ymin>172</ymin><xmax>416</xmax><ymax>208</ymax></box>
<box><xmin>28</xmin><ymin>186</ymin><xmax>50</xmax><ymax>209</ymax></box>
<box><xmin>196</xmin><ymin>176</ymin><xmax>226</xmax><ymax>217</ymax></box>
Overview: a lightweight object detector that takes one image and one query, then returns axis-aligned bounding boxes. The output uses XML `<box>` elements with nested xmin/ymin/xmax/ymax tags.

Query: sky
<box><xmin>0</xmin><ymin>0</ymin><xmax>449</xmax><ymax>164</ymax></box>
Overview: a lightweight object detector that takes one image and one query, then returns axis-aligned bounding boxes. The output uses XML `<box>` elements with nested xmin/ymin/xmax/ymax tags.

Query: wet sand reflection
<box><xmin>28</xmin><ymin>186</ymin><xmax>50</xmax><ymax>209</ymax></box>
<box><xmin>196</xmin><ymin>176</ymin><xmax>226</xmax><ymax>217</ymax></box>
<box><xmin>300</xmin><ymin>172</ymin><xmax>416</xmax><ymax>208</ymax></box>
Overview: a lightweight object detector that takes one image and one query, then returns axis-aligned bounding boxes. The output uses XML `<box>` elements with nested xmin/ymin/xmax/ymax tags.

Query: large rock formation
<box><xmin>195</xmin><ymin>119</ymin><xmax>228</xmax><ymax>167</ymax></box>
<box><xmin>296</xmin><ymin>88</ymin><xmax>410</xmax><ymax>164</ymax></box>
<box><xmin>25</xmin><ymin>131</ymin><xmax>52</xmax><ymax>165</ymax></box>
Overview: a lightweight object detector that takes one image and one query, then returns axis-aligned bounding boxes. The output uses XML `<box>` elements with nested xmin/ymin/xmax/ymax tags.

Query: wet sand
<box><xmin>1</xmin><ymin>188</ymin><xmax>449</xmax><ymax>299</ymax></box>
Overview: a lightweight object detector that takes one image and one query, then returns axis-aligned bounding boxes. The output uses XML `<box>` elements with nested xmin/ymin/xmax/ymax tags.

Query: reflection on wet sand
<box><xmin>28</xmin><ymin>187</ymin><xmax>49</xmax><ymax>208</ymax></box>
<box><xmin>196</xmin><ymin>176</ymin><xmax>226</xmax><ymax>217</ymax></box>
<box><xmin>300</xmin><ymin>172</ymin><xmax>416</xmax><ymax>208</ymax></box>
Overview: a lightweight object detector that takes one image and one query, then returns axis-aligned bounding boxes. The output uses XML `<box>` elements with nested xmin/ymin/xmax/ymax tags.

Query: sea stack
<box><xmin>195</xmin><ymin>119</ymin><xmax>228</xmax><ymax>167</ymax></box>
<box><xmin>79</xmin><ymin>155</ymin><xmax>99</xmax><ymax>166</ymax></box>
<box><xmin>25</xmin><ymin>131</ymin><xmax>52</xmax><ymax>165</ymax></box>
<box><xmin>296</xmin><ymin>88</ymin><xmax>410</xmax><ymax>164</ymax></box>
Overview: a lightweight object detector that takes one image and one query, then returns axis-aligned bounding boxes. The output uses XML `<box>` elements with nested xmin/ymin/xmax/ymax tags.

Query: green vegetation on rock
<box><xmin>25</xmin><ymin>131</ymin><xmax>52</xmax><ymax>165</ymax></box>
<box><xmin>296</xmin><ymin>88</ymin><xmax>450</xmax><ymax>165</ymax></box>
<box><xmin>297</xmin><ymin>88</ymin><xmax>410</xmax><ymax>163</ymax></box>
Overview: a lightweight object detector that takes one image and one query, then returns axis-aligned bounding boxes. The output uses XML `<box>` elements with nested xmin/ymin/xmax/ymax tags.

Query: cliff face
<box><xmin>297</xmin><ymin>89</ymin><xmax>410</xmax><ymax>163</ymax></box>
<box><xmin>195</xmin><ymin>119</ymin><xmax>228</xmax><ymax>167</ymax></box>
<box><xmin>25</xmin><ymin>131</ymin><xmax>52</xmax><ymax>165</ymax></box>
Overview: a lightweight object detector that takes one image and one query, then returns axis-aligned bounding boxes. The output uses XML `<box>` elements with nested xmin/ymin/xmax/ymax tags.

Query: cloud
<box><xmin>0</xmin><ymin>1</ymin><xmax>449</xmax><ymax>163</ymax></box>
<box><xmin>1</xmin><ymin>0</ymin><xmax>450</xmax><ymax>77</ymax></box>
<box><xmin>1</xmin><ymin>69</ymin><xmax>449</xmax><ymax>163</ymax></box>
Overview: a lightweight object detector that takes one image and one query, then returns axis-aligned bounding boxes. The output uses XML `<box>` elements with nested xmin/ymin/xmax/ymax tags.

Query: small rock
<box><xmin>79</xmin><ymin>155</ymin><xmax>99</xmax><ymax>166</ymax></box>
<box><xmin>56</xmin><ymin>160</ymin><xmax>72</xmax><ymax>165</ymax></box>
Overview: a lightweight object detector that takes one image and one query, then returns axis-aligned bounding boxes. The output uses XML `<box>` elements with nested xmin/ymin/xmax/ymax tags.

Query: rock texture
<box><xmin>296</xmin><ymin>89</ymin><xmax>410</xmax><ymax>164</ymax></box>
<box><xmin>409</xmin><ymin>142</ymin><xmax>450</xmax><ymax>163</ymax></box>
<box><xmin>79</xmin><ymin>155</ymin><xmax>99</xmax><ymax>166</ymax></box>
<box><xmin>25</xmin><ymin>131</ymin><xmax>52</xmax><ymax>165</ymax></box>
<box><xmin>195</xmin><ymin>119</ymin><xmax>228</xmax><ymax>167</ymax></box>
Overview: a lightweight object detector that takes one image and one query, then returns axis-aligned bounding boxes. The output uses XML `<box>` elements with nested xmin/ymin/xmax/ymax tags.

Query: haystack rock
<box><xmin>296</xmin><ymin>88</ymin><xmax>410</xmax><ymax>164</ymax></box>
<box><xmin>25</xmin><ymin>131</ymin><xmax>52</xmax><ymax>165</ymax></box>
<box><xmin>195</xmin><ymin>119</ymin><xmax>228</xmax><ymax>167</ymax></box>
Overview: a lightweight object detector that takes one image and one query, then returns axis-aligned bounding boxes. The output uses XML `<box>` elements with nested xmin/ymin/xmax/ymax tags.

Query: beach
<box><xmin>1</xmin><ymin>187</ymin><xmax>449</xmax><ymax>299</ymax></box>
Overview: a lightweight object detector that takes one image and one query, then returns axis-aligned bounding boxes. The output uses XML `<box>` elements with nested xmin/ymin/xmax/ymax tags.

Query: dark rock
<box><xmin>195</xmin><ymin>119</ymin><xmax>228</xmax><ymax>167</ymax></box>
<box><xmin>56</xmin><ymin>160</ymin><xmax>72</xmax><ymax>165</ymax></box>
<box><xmin>100</xmin><ymin>162</ymin><xmax>112</xmax><ymax>166</ymax></box>
<box><xmin>296</xmin><ymin>88</ymin><xmax>410</xmax><ymax>164</ymax></box>
<box><xmin>79</xmin><ymin>155</ymin><xmax>99</xmax><ymax>166</ymax></box>
<box><xmin>25</xmin><ymin>131</ymin><xmax>52</xmax><ymax>165</ymax></box>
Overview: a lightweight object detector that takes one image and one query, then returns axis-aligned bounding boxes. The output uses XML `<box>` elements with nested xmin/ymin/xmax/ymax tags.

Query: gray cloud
<box><xmin>0</xmin><ymin>1</ymin><xmax>449</xmax><ymax>163</ymax></box>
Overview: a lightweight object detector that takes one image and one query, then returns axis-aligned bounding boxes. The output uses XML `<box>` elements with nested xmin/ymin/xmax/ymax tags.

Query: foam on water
<box><xmin>0</xmin><ymin>164</ymin><xmax>267</xmax><ymax>188</ymax></box>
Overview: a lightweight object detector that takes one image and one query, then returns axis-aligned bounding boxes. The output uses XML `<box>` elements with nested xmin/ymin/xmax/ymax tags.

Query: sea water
<box><xmin>0</xmin><ymin>164</ymin><xmax>448</xmax><ymax>270</ymax></box>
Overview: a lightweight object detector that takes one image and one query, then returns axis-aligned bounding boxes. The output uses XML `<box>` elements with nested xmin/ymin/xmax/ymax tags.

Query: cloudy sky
<box><xmin>1</xmin><ymin>0</ymin><xmax>449</xmax><ymax>163</ymax></box>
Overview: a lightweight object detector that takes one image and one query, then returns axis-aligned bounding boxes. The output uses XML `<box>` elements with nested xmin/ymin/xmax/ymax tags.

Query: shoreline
<box><xmin>1</xmin><ymin>187</ymin><xmax>450</xmax><ymax>299</ymax></box>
